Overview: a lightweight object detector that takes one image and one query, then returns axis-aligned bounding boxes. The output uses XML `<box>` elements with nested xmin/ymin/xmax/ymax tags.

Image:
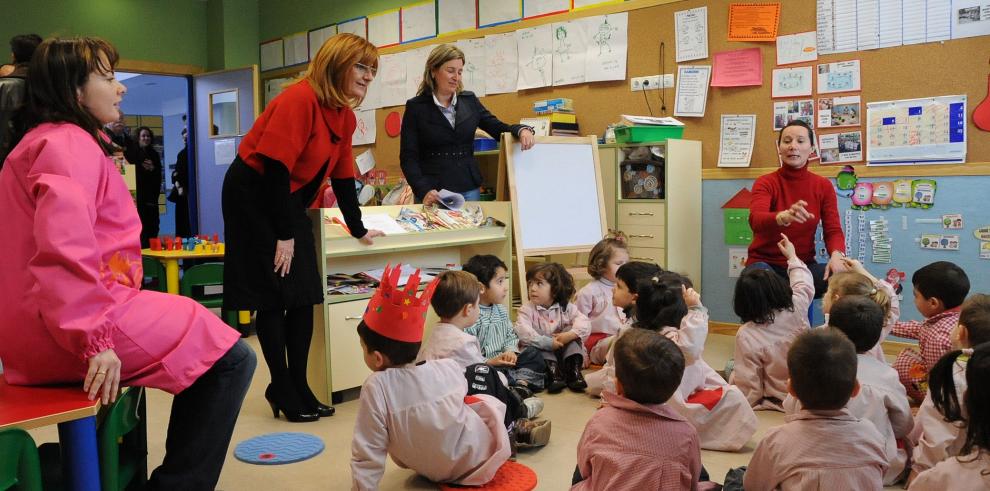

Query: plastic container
<box><xmin>613</xmin><ymin>125</ymin><xmax>684</xmax><ymax>143</ymax></box>
<box><xmin>473</xmin><ymin>138</ymin><xmax>498</xmax><ymax>152</ymax></box>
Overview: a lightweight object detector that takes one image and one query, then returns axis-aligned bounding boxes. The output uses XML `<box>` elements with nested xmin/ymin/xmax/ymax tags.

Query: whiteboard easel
<box><xmin>502</xmin><ymin>134</ymin><xmax>607</xmax><ymax>291</ymax></box>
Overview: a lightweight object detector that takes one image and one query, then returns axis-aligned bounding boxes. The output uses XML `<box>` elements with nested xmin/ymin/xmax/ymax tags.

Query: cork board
<box><xmin>265</xmin><ymin>0</ymin><xmax>990</xmax><ymax>176</ymax></box>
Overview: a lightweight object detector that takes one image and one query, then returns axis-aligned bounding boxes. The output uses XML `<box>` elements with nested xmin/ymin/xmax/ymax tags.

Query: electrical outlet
<box><xmin>661</xmin><ymin>73</ymin><xmax>675</xmax><ymax>88</ymax></box>
<box><xmin>630</xmin><ymin>75</ymin><xmax>662</xmax><ymax>91</ymax></box>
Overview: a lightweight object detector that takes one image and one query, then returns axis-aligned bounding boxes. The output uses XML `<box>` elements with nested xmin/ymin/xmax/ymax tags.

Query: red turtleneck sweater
<box><xmin>746</xmin><ymin>165</ymin><xmax>845</xmax><ymax>267</ymax></box>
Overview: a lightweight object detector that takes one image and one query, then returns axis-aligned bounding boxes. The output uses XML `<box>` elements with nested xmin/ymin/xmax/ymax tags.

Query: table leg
<box><xmin>57</xmin><ymin>416</ymin><xmax>101</xmax><ymax>491</ymax></box>
<box><xmin>163</xmin><ymin>259</ymin><xmax>180</xmax><ymax>295</ymax></box>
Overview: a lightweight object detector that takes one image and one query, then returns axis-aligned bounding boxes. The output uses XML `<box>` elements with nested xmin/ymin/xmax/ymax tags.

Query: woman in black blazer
<box><xmin>400</xmin><ymin>44</ymin><xmax>535</xmax><ymax>205</ymax></box>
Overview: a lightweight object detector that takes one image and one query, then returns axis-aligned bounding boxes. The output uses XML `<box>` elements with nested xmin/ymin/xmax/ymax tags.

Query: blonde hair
<box><xmin>303</xmin><ymin>33</ymin><xmax>378</xmax><ymax>108</ymax></box>
<box><xmin>417</xmin><ymin>44</ymin><xmax>464</xmax><ymax>96</ymax></box>
<box><xmin>827</xmin><ymin>271</ymin><xmax>891</xmax><ymax>319</ymax></box>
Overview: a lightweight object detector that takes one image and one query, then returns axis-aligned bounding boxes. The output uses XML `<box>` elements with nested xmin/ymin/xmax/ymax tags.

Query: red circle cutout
<box><xmin>385</xmin><ymin>111</ymin><xmax>402</xmax><ymax>137</ymax></box>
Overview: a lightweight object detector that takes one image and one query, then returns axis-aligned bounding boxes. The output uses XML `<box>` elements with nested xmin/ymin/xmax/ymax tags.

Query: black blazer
<box><xmin>399</xmin><ymin>91</ymin><xmax>526</xmax><ymax>200</ymax></box>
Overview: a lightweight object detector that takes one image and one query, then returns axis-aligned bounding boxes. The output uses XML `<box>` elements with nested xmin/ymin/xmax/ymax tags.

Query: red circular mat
<box><xmin>385</xmin><ymin>111</ymin><xmax>402</xmax><ymax>137</ymax></box>
<box><xmin>438</xmin><ymin>461</ymin><xmax>537</xmax><ymax>491</ymax></box>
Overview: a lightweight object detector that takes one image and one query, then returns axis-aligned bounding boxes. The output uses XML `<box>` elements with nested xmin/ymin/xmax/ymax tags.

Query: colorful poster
<box><xmin>866</xmin><ymin>95</ymin><xmax>967</xmax><ymax>165</ymax></box>
<box><xmin>675</xmin><ymin>6</ymin><xmax>709</xmax><ymax>62</ymax></box>
<box><xmin>817</xmin><ymin>60</ymin><xmax>861</xmax><ymax>94</ymax></box>
<box><xmin>817</xmin><ymin>95</ymin><xmax>861</xmax><ymax>127</ymax></box>
<box><xmin>773</xmin><ymin>99</ymin><xmax>815</xmax><ymax>130</ymax></box>
<box><xmin>728</xmin><ymin>2</ymin><xmax>781</xmax><ymax>41</ymax></box>
<box><xmin>718</xmin><ymin>114</ymin><xmax>757</xmax><ymax>167</ymax></box>
<box><xmin>920</xmin><ymin>234</ymin><xmax>960</xmax><ymax>250</ymax></box>
<box><xmin>771</xmin><ymin>66</ymin><xmax>813</xmax><ymax>98</ymax></box>
<box><xmin>819</xmin><ymin>131</ymin><xmax>863</xmax><ymax>163</ymax></box>
<box><xmin>711</xmin><ymin>48</ymin><xmax>763</xmax><ymax>87</ymax></box>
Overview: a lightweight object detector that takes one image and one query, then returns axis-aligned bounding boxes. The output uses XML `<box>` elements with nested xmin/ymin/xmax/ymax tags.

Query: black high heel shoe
<box><xmin>312</xmin><ymin>403</ymin><xmax>335</xmax><ymax>418</ymax></box>
<box><xmin>265</xmin><ymin>385</ymin><xmax>319</xmax><ymax>423</ymax></box>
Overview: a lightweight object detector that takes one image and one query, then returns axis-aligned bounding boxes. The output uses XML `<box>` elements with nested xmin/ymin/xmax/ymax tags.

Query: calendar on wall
<box><xmin>866</xmin><ymin>95</ymin><xmax>967</xmax><ymax>165</ymax></box>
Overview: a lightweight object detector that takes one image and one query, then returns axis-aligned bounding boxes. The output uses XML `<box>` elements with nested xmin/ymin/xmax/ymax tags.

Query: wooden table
<box><xmin>0</xmin><ymin>378</ymin><xmax>103</xmax><ymax>491</ymax></box>
<box><xmin>141</xmin><ymin>249</ymin><xmax>250</xmax><ymax>325</ymax></box>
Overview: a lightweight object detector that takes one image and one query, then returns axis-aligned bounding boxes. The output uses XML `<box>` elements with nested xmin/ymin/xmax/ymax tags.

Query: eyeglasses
<box><xmin>354</xmin><ymin>62</ymin><xmax>378</xmax><ymax>77</ymax></box>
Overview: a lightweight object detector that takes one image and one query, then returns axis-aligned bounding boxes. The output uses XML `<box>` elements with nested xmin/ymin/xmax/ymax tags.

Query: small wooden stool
<box><xmin>438</xmin><ymin>461</ymin><xmax>537</xmax><ymax>491</ymax></box>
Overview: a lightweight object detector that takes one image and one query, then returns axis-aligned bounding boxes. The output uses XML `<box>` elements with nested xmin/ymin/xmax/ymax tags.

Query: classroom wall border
<box><xmin>119</xmin><ymin>59</ymin><xmax>206</xmax><ymax>76</ymax></box>
<box><xmin>702</xmin><ymin>162</ymin><xmax>990</xmax><ymax>180</ymax></box>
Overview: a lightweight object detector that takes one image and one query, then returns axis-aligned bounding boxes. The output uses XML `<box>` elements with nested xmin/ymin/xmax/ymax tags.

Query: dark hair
<box><xmin>430</xmin><ymin>270</ymin><xmax>480</xmax><ymax>319</ymax></box>
<box><xmin>8</xmin><ymin>38</ymin><xmax>120</xmax><ymax>158</ymax></box>
<box><xmin>930</xmin><ymin>342</ymin><xmax>990</xmax><ymax>459</ymax></box>
<box><xmin>11</xmin><ymin>34</ymin><xmax>42</xmax><ymax>64</ymax></box>
<box><xmin>912</xmin><ymin>261</ymin><xmax>970</xmax><ymax>310</ymax></box>
<box><xmin>960</xmin><ymin>294</ymin><xmax>990</xmax><ymax>346</ymax></box>
<box><xmin>526</xmin><ymin>262</ymin><xmax>575</xmax><ymax>308</ymax></box>
<box><xmin>137</xmin><ymin>126</ymin><xmax>154</xmax><ymax>146</ymax></box>
<box><xmin>733</xmin><ymin>267</ymin><xmax>794</xmax><ymax>324</ymax></box>
<box><xmin>787</xmin><ymin>329</ymin><xmax>858</xmax><ymax>410</ymax></box>
<box><xmin>587</xmin><ymin>236</ymin><xmax>628</xmax><ymax>279</ymax></box>
<box><xmin>828</xmin><ymin>296</ymin><xmax>885</xmax><ymax>353</ymax></box>
<box><xmin>463</xmin><ymin>254</ymin><xmax>507</xmax><ymax>288</ymax></box>
<box><xmin>777</xmin><ymin>119</ymin><xmax>815</xmax><ymax>148</ymax></box>
<box><xmin>613</xmin><ymin>328</ymin><xmax>685</xmax><ymax>404</ymax></box>
<box><xmin>357</xmin><ymin>321</ymin><xmax>420</xmax><ymax>365</ymax></box>
<box><xmin>634</xmin><ymin>272</ymin><xmax>688</xmax><ymax>331</ymax></box>
<box><xmin>615</xmin><ymin>261</ymin><xmax>663</xmax><ymax>295</ymax></box>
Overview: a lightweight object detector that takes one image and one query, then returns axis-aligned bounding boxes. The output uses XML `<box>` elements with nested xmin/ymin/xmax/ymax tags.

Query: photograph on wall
<box><xmin>818</xmin><ymin>131</ymin><xmax>863</xmax><ymax>164</ymax></box>
<box><xmin>773</xmin><ymin>99</ymin><xmax>815</xmax><ymax>130</ymax></box>
<box><xmin>817</xmin><ymin>95</ymin><xmax>861</xmax><ymax>127</ymax></box>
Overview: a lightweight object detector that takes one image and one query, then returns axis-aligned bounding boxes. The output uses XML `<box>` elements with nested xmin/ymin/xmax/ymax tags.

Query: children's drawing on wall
<box><xmin>591</xmin><ymin>16</ymin><xmax>617</xmax><ymax>55</ymax></box>
<box><xmin>455</xmin><ymin>38</ymin><xmax>487</xmax><ymax>97</ymax></box>
<box><xmin>352</xmin><ymin>109</ymin><xmax>377</xmax><ymax>146</ymax></box>
<box><xmin>817</xmin><ymin>60</ymin><xmax>861</xmax><ymax>94</ymax></box>
<box><xmin>773</xmin><ymin>99</ymin><xmax>815</xmax><ymax>130</ymax></box>
<box><xmin>552</xmin><ymin>20</ymin><xmax>588</xmax><ymax>86</ymax></box>
<box><xmin>728</xmin><ymin>248</ymin><xmax>748</xmax><ymax>277</ymax></box>
<box><xmin>771</xmin><ymin>66</ymin><xmax>812</xmax><ymax>98</ymax></box>
<box><xmin>554</xmin><ymin>25</ymin><xmax>572</xmax><ymax>62</ymax></box>
<box><xmin>817</xmin><ymin>95</ymin><xmax>861</xmax><ymax>127</ymax></box>
<box><xmin>583</xmin><ymin>12</ymin><xmax>628</xmax><ymax>83</ymax></box>
<box><xmin>484</xmin><ymin>32</ymin><xmax>518</xmax><ymax>94</ymax></box>
<box><xmin>516</xmin><ymin>24</ymin><xmax>553</xmax><ymax>90</ymax></box>
<box><xmin>818</xmin><ymin>131</ymin><xmax>862</xmax><ymax>164</ymax></box>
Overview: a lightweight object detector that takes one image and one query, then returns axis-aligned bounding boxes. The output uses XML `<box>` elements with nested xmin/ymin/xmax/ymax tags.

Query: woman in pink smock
<box><xmin>0</xmin><ymin>37</ymin><xmax>255</xmax><ymax>491</ymax></box>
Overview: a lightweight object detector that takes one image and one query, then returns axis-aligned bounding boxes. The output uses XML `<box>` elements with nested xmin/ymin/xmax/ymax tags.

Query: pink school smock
<box><xmin>0</xmin><ymin>123</ymin><xmax>240</xmax><ymax>394</ymax></box>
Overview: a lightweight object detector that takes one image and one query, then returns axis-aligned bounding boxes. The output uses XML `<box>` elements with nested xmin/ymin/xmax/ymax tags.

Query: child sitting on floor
<box><xmin>462</xmin><ymin>255</ymin><xmax>547</xmax><ymax>392</ymax></box>
<box><xmin>575</xmin><ymin>233</ymin><xmax>629</xmax><ymax>355</ymax></box>
<box><xmin>909</xmin><ymin>294</ymin><xmax>990</xmax><ymax>482</ymax></box>
<box><xmin>730</xmin><ymin>233</ymin><xmax>813</xmax><ymax>411</ymax></box>
<box><xmin>910</xmin><ymin>340</ymin><xmax>990</xmax><ymax>489</ymax></box>
<box><xmin>351</xmin><ymin>265</ymin><xmax>510</xmax><ymax>489</ymax></box>
<box><xmin>891</xmin><ymin>261</ymin><xmax>969</xmax><ymax>402</ymax></box>
<box><xmin>572</xmin><ymin>329</ymin><xmax>701</xmax><ymax>490</ymax></box>
<box><xmin>821</xmin><ymin>257</ymin><xmax>898</xmax><ymax>362</ymax></box>
<box><xmin>515</xmin><ymin>263</ymin><xmax>591</xmax><ymax>393</ymax></box>
<box><xmin>744</xmin><ymin>329</ymin><xmax>887</xmax><ymax>491</ymax></box>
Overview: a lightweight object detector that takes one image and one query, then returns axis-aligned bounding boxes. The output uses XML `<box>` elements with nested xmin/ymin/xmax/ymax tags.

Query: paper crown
<box><xmin>363</xmin><ymin>263</ymin><xmax>439</xmax><ymax>343</ymax></box>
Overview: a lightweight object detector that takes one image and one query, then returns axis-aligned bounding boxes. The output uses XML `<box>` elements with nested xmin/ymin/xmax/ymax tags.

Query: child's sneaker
<box><xmin>522</xmin><ymin>397</ymin><xmax>544</xmax><ymax>419</ymax></box>
<box><xmin>515</xmin><ymin>418</ymin><xmax>551</xmax><ymax>448</ymax></box>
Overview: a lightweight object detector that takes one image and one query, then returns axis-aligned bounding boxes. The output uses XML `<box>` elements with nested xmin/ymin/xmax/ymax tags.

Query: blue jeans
<box><xmin>461</xmin><ymin>188</ymin><xmax>481</xmax><ymax>201</ymax></box>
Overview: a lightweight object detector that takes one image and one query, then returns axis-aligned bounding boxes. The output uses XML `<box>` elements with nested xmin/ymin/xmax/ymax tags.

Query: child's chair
<box><xmin>141</xmin><ymin>257</ymin><xmax>167</xmax><ymax>293</ymax></box>
<box><xmin>0</xmin><ymin>428</ymin><xmax>43</xmax><ymax>491</ymax></box>
<box><xmin>179</xmin><ymin>262</ymin><xmax>238</xmax><ymax>328</ymax></box>
<box><xmin>97</xmin><ymin>387</ymin><xmax>147</xmax><ymax>491</ymax></box>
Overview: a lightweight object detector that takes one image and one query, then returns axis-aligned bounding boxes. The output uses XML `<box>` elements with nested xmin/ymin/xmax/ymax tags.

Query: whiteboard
<box><xmin>507</xmin><ymin>136</ymin><xmax>605</xmax><ymax>252</ymax></box>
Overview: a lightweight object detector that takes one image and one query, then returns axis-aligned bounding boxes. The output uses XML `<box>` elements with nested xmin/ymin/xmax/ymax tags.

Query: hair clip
<box><xmin>605</xmin><ymin>229</ymin><xmax>628</xmax><ymax>243</ymax></box>
<box><xmin>870</xmin><ymin>287</ymin><xmax>877</xmax><ymax>295</ymax></box>
<box><xmin>651</xmin><ymin>276</ymin><xmax>660</xmax><ymax>284</ymax></box>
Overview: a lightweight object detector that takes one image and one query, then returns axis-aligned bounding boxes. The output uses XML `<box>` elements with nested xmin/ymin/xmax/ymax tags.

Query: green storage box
<box><xmin>614</xmin><ymin>125</ymin><xmax>685</xmax><ymax>143</ymax></box>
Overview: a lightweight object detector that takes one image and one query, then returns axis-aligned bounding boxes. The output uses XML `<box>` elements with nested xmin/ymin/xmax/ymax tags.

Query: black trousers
<box><xmin>147</xmin><ymin>339</ymin><xmax>256</xmax><ymax>490</ymax></box>
<box><xmin>137</xmin><ymin>202</ymin><xmax>159</xmax><ymax>248</ymax></box>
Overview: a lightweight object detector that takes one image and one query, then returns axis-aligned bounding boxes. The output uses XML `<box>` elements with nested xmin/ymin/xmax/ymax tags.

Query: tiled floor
<box><xmin>28</xmin><ymin>333</ymin><xmax>902</xmax><ymax>490</ymax></box>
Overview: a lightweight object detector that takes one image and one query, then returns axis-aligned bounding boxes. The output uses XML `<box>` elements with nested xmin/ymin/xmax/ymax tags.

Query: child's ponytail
<box><xmin>828</xmin><ymin>272</ymin><xmax>892</xmax><ymax>319</ymax></box>
<box><xmin>633</xmin><ymin>273</ymin><xmax>688</xmax><ymax>331</ymax></box>
<box><xmin>960</xmin><ymin>342</ymin><xmax>990</xmax><ymax>457</ymax></box>
<box><xmin>930</xmin><ymin>348</ymin><xmax>968</xmax><ymax>423</ymax></box>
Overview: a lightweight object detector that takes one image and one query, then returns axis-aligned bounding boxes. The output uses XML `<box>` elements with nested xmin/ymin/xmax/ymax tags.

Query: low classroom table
<box><xmin>141</xmin><ymin>248</ymin><xmax>251</xmax><ymax>324</ymax></box>
<box><xmin>0</xmin><ymin>378</ymin><xmax>103</xmax><ymax>491</ymax></box>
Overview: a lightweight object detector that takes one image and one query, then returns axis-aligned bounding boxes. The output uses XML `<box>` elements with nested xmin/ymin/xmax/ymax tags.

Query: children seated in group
<box><xmin>891</xmin><ymin>261</ymin><xmax>970</xmax><ymax>402</ymax></box>
<box><xmin>910</xmin><ymin>293</ymin><xmax>990</xmax><ymax>481</ymax></box>
<box><xmin>909</xmin><ymin>340</ymin><xmax>990</xmax><ymax>489</ymax></box>
<box><xmin>793</xmin><ymin>296</ymin><xmax>913</xmax><ymax>485</ymax></box>
<box><xmin>572</xmin><ymin>329</ymin><xmax>701</xmax><ymax>490</ymax></box>
<box><xmin>744</xmin><ymin>329</ymin><xmax>888</xmax><ymax>490</ymax></box>
<box><xmin>585</xmin><ymin>261</ymin><xmax>663</xmax><ymax>395</ymax></box>
<box><xmin>350</xmin><ymin>264</ymin><xmax>510</xmax><ymax>490</ymax></box>
<box><xmin>730</xmin><ymin>233</ymin><xmax>813</xmax><ymax>410</ymax></box>
<box><xmin>821</xmin><ymin>257</ymin><xmax>898</xmax><ymax>361</ymax></box>
<box><xmin>514</xmin><ymin>263</ymin><xmax>591</xmax><ymax>393</ymax></box>
<box><xmin>462</xmin><ymin>255</ymin><xmax>546</xmax><ymax>391</ymax></box>
<box><xmin>575</xmin><ymin>234</ymin><xmax>629</xmax><ymax>355</ymax></box>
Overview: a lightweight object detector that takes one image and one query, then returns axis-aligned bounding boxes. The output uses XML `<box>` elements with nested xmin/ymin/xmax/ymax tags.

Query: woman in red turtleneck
<box><xmin>746</xmin><ymin>120</ymin><xmax>847</xmax><ymax>297</ymax></box>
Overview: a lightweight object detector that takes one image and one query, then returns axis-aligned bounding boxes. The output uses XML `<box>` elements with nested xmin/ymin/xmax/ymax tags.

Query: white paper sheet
<box><xmin>359</xmin><ymin>69</ymin><xmax>383</xmax><ymax>110</ymax></box>
<box><xmin>927</xmin><ymin>0</ymin><xmax>953</xmax><ymax>41</ymax></box>
<box><xmin>673</xmin><ymin>65</ymin><xmax>711</xmax><ymax>117</ymax></box>
<box><xmin>214</xmin><ymin>138</ymin><xmax>236</xmax><ymax>166</ymax></box>
<box><xmin>574</xmin><ymin>0</ymin><xmax>621</xmax><ymax>8</ymax></box>
<box><xmin>401</xmin><ymin>1</ymin><xmax>437</xmax><ymax>43</ymax></box>
<box><xmin>776</xmin><ymin>31</ymin><xmax>817</xmax><ymax>65</ymax></box>
<box><xmin>833</xmin><ymin>0</ymin><xmax>859</xmax><ymax>53</ymax></box>
<box><xmin>817</xmin><ymin>95</ymin><xmax>861</xmax><ymax>127</ymax></box>
<box><xmin>771</xmin><ymin>66</ymin><xmax>813</xmax><ymax>98</ymax></box>
<box><xmin>308</xmin><ymin>25</ymin><xmax>337</xmax><ymax>60</ymax></box>
<box><xmin>729</xmin><ymin>248</ymin><xmax>748</xmax><ymax>277</ymax></box>
<box><xmin>283</xmin><ymin>32</ymin><xmax>308</xmax><ymax>66</ymax></box>
<box><xmin>817</xmin><ymin>0</ymin><xmax>836</xmax><ymax>55</ymax></box>
<box><xmin>356</xmin><ymin>150</ymin><xmax>376</xmax><ymax>175</ymax></box>
<box><xmin>718</xmin><ymin>114</ymin><xmax>756</xmax><ymax>167</ymax></box>
<box><xmin>866</xmin><ymin>95</ymin><xmax>968</xmax><ymax>165</ymax></box>
<box><xmin>264</xmin><ymin>77</ymin><xmax>293</xmax><ymax>106</ymax></box>
<box><xmin>817</xmin><ymin>60</ymin><xmax>861</xmax><ymax>94</ymax></box>
<box><xmin>353</xmin><ymin>109</ymin><xmax>377</xmax><ymax>146</ymax></box>
<box><xmin>675</xmin><ymin>7</ymin><xmax>709</xmax><ymax>63</ymax></box>
<box><xmin>378</xmin><ymin>52</ymin><xmax>409</xmax><ymax>108</ymax></box>
<box><xmin>484</xmin><ymin>33</ymin><xmax>518</xmax><ymax>94</ymax></box>
<box><xmin>878</xmin><ymin>0</ymin><xmax>903</xmax><ymax>47</ymax></box>
<box><xmin>584</xmin><ymin>13</ymin><xmax>628</xmax><ymax>83</ymax></box>
<box><xmin>552</xmin><ymin>20</ymin><xmax>588</xmax><ymax>86</ymax></box>
<box><xmin>360</xmin><ymin>215</ymin><xmax>410</xmax><ymax>235</ymax></box>
<box><xmin>903</xmin><ymin>0</ymin><xmax>928</xmax><ymax>44</ymax></box>
<box><xmin>819</xmin><ymin>131</ymin><xmax>863</xmax><ymax>163</ymax></box>
<box><xmin>405</xmin><ymin>45</ymin><xmax>434</xmax><ymax>100</ymax></box>
<box><xmin>524</xmin><ymin>0</ymin><xmax>570</xmax><ymax>19</ymax></box>
<box><xmin>516</xmin><ymin>25</ymin><xmax>553</xmax><ymax>90</ymax></box>
<box><xmin>368</xmin><ymin>10</ymin><xmax>401</xmax><ymax>47</ymax></box>
<box><xmin>438</xmin><ymin>0</ymin><xmax>477</xmax><ymax>35</ymax></box>
<box><xmin>478</xmin><ymin>0</ymin><xmax>521</xmax><ymax>28</ymax></box>
<box><xmin>337</xmin><ymin>17</ymin><xmax>367</xmax><ymax>39</ymax></box>
<box><xmin>856</xmin><ymin>0</ymin><xmax>880</xmax><ymax>50</ymax></box>
<box><xmin>455</xmin><ymin>38</ymin><xmax>487</xmax><ymax>96</ymax></box>
<box><xmin>952</xmin><ymin>0</ymin><xmax>990</xmax><ymax>39</ymax></box>
<box><xmin>260</xmin><ymin>39</ymin><xmax>284</xmax><ymax>71</ymax></box>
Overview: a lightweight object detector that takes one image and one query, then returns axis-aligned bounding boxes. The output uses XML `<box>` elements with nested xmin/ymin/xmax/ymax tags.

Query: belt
<box><xmin>425</xmin><ymin>146</ymin><xmax>474</xmax><ymax>160</ymax></box>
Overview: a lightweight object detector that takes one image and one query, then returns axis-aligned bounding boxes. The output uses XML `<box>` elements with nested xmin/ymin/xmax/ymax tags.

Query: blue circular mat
<box><xmin>234</xmin><ymin>432</ymin><xmax>324</xmax><ymax>465</ymax></box>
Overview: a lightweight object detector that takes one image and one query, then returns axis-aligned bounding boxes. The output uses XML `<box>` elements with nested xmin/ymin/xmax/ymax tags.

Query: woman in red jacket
<box><xmin>746</xmin><ymin>120</ymin><xmax>847</xmax><ymax>297</ymax></box>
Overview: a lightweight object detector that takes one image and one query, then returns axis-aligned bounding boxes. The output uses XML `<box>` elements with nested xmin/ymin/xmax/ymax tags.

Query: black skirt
<box><xmin>221</xmin><ymin>158</ymin><xmax>324</xmax><ymax>310</ymax></box>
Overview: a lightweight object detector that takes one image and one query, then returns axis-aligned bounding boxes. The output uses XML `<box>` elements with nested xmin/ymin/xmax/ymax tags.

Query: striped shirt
<box><xmin>465</xmin><ymin>303</ymin><xmax>518</xmax><ymax>359</ymax></box>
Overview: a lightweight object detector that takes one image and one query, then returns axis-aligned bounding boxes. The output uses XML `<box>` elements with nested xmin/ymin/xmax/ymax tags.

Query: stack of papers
<box><xmin>361</xmin><ymin>264</ymin><xmax>435</xmax><ymax>287</ymax></box>
<box><xmin>620</xmin><ymin>115</ymin><xmax>685</xmax><ymax>126</ymax></box>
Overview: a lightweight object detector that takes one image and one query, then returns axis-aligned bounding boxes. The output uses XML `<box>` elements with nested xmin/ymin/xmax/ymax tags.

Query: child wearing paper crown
<box><xmin>350</xmin><ymin>264</ymin><xmax>510</xmax><ymax>490</ymax></box>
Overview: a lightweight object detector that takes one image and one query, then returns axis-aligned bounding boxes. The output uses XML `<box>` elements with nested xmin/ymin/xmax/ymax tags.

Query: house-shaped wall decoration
<box><xmin>722</xmin><ymin>188</ymin><xmax>754</xmax><ymax>245</ymax></box>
